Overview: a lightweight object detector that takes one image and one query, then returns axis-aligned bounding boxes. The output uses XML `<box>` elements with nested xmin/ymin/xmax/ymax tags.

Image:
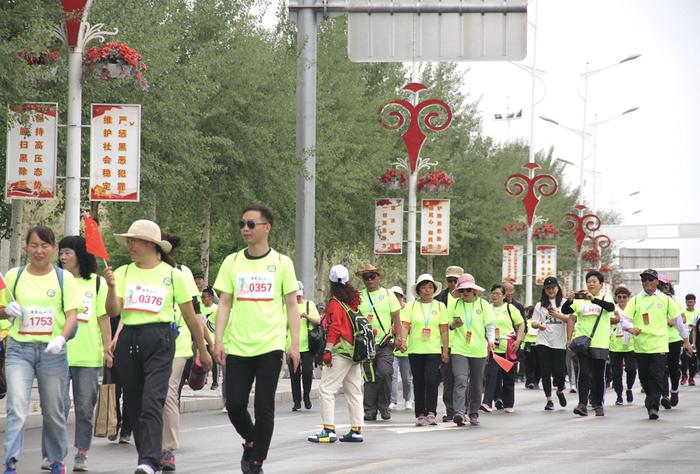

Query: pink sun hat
<box><xmin>455</xmin><ymin>273</ymin><xmax>485</xmax><ymax>292</ymax></box>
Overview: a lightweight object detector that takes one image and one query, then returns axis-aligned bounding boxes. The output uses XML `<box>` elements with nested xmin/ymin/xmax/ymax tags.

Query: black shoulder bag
<box><xmin>569</xmin><ymin>296</ymin><xmax>606</xmax><ymax>355</ymax></box>
<box><xmin>366</xmin><ymin>289</ymin><xmax>393</xmax><ymax>348</ymax></box>
<box><xmin>307</xmin><ymin>300</ymin><xmax>325</xmax><ymax>356</ymax></box>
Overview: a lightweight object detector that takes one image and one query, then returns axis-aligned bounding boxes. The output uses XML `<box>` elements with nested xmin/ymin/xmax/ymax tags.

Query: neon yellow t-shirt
<box><xmin>666</xmin><ymin>298</ymin><xmax>685</xmax><ymax>343</ymax></box>
<box><xmin>623</xmin><ymin>291</ymin><xmax>682</xmax><ymax>354</ymax></box>
<box><xmin>571</xmin><ymin>295</ymin><xmax>613</xmax><ymax>350</ymax></box>
<box><xmin>213</xmin><ymin>248</ymin><xmax>298</xmax><ymax>357</ymax></box>
<box><xmin>400</xmin><ymin>299</ymin><xmax>448</xmax><ymax>354</ymax></box>
<box><xmin>394</xmin><ymin>305</ymin><xmax>409</xmax><ymax>358</ymax></box>
<box><xmin>1</xmin><ymin>266</ymin><xmax>81</xmax><ymax>343</ymax></box>
<box><xmin>67</xmin><ymin>274</ymin><xmax>108</xmax><ymax>367</ymax></box>
<box><xmin>447</xmin><ymin>298</ymin><xmax>495</xmax><ymax>358</ymax></box>
<box><xmin>114</xmin><ymin>262</ymin><xmax>191</xmax><ymax>326</ymax></box>
<box><xmin>173</xmin><ymin>264</ymin><xmax>200</xmax><ymax>358</ymax></box>
<box><xmin>286</xmin><ymin>299</ymin><xmax>320</xmax><ymax>352</ymax></box>
<box><xmin>492</xmin><ymin>303</ymin><xmax>524</xmax><ymax>354</ymax></box>
<box><xmin>0</xmin><ymin>319</ymin><xmax>10</xmax><ymax>339</ymax></box>
<box><xmin>609</xmin><ymin>304</ymin><xmax>634</xmax><ymax>353</ymax></box>
<box><xmin>686</xmin><ymin>308</ymin><xmax>700</xmax><ymax>333</ymax></box>
<box><xmin>359</xmin><ymin>287</ymin><xmax>401</xmax><ymax>344</ymax></box>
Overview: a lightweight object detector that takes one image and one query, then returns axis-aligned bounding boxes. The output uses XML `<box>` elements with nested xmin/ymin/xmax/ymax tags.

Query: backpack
<box><xmin>334</xmin><ymin>297</ymin><xmax>376</xmax><ymax>362</ymax></box>
<box><xmin>13</xmin><ymin>265</ymin><xmax>78</xmax><ymax>340</ymax></box>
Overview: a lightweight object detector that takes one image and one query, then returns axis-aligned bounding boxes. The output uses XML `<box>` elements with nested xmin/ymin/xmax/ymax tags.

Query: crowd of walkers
<box><xmin>1</xmin><ymin>204</ymin><xmax>698</xmax><ymax>474</ymax></box>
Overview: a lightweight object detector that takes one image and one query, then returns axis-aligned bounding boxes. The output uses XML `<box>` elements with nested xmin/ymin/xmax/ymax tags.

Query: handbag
<box><xmin>569</xmin><ymin>299</ymin><xmax>606</xmax><ymax>355</ymax></box>
<box><xmin>188</xmin><ymin>355</ymin><xmax>207</xmax><ymax>390</ymax></box>
<box><xmin>94</xmin><ymin>367</ymin><xmax>118</xmax><ymax>438</ymax></box>
<box><xmin>505</xmin><ymin>304</ymin><xmax>520</xmax><ymax>362</ymax></box>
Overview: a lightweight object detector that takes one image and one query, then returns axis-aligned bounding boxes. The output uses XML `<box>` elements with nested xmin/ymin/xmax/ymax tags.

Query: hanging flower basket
<box><xmin>533</xmin><ymin>223</ymin><xmax>559</xmax><ymax>240</ymax></box>
<box><xmin>502</xmin><ymin>222</ymin><xmax>528</xmax><ymax>238</ymax></box>
<box><xmin>417</xmin><ymin>170</ymin><xmax>454</xmax><ymax>192</ymax></box>
<box><xmin>16</xmin><ymin>50</ymin><xmax>61</xmax><ymax>83</ymax></box>
<box><xmin>379</xmin><ymin>168</ymin><xmax>407</xmax><ymax>190</ymax></box>
<box><xmin>582</xmin><ymin>248</ymin><xmax>601</xmax><ymax>263</ymax></box>
<box><xmin>83</xmin><ymin>41</ymin><xmax>149</xmax><ymax>91</ymax></box>
<box><xmin>599</xmin><ymin>264</ymin><xmax>613</xmax><ymax>273</ymax></box>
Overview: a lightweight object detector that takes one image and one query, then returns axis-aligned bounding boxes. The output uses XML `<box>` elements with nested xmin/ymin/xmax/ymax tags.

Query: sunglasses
<box><xmin>616</xmin><ymin>294</ymin><xmax>629</xmax><ymax>299</ymax></box>
<box><xmin>238</xmin><ymin>220</ymin><xmax>268</xmax><ymax>230</ymax></box>
<box><xmin>641</xmin><ymin>276</ymin><xmax>657</xmax><ymax>282</ymax></box>
<box><xmin>446</xmin><ymin>278</ymin><xmax>458</xmax><ymax>284</ymax></box>
<box><xmin>459</xmin><ymin>288</ymin><xmax>474</xmax><ymax>294</ymax></box>
<box><xmin>362</xmin><ymin>273</ymin><xmax>378</xmax><ymax>282</ymax></box>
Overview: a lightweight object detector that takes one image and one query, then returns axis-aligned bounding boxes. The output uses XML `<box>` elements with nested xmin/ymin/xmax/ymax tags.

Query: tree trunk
<box><xmin>9</xmin><ymin>200</ymin><xmax>24</xmax><ymax>268</ymax></box>
<box><xmin>315</xmin><ymin>247</ymin><xmax>326</xmax><ymax>303</ymax></box>
<box><xmin>426</xmin><ymin>255</ymin><xmax>434</xmax><ymax>276</ymax></box>
<box><xmin>200</xmin><ymin>196</ymin><xmax>211</xmax><ymax>282</ymax></box>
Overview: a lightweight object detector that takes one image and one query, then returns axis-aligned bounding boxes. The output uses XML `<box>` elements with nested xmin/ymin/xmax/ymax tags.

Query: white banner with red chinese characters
<box><xmin>89</xmin><ymin>104</ymin><xmax>141</xmax><ymax>201</ymax></box>
<box><xmin>502</xmin><ymin>245</ymin><xmax>523</xmax><ymax>285</ymax></box>
<box><xmin>536</xmin><ymin>245</ymin><xmax>557</xmax><ymax>285</ymax></box>
<box><xmin>420</xmin><ymin>199</ymin><xmax>450</xmax><ymax>255</ymax></box>
<box><xmin>374</xmin><ymin>198</ymin><xmax>403</xmax><ymax>254</ymax></box>
<box><xmin>5</xmin><ymin>103</ymin><xmax>58</xmax><ymax>199</ymax></box>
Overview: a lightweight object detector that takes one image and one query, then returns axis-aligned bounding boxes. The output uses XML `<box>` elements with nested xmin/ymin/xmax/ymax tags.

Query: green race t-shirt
<box><xmin>447</xmin><ymin>298</ymin><xmax>495</xmax><ymax>358</ymax></box>
<box><xmin>667</xmin><ymin>298</ymin><xmax>685</xmax><ymax>343</ymax></box>
<box><xmin>571</xmin><ymin>295</ymin><xmax>613</xmax><ymax>350</ymax></box>
<box><xmin>67</xmin><ymin>274</ymin><xmax>107</xmax><ymax>367</ymax></box>
<box><xmin>214</xmin><ymin>248</ymin><xmax>297</xmax><ymax>357</ymax></box>
<box><xmin>686</xmin><ymin>308</ymin><xmax>700</xmax><ymax>333</ymax></box>
<box><xmin>115</xmin><ymin>262</ymin><xmax>191</xmax><ymax>326</ymax></box>
<box><xmin>609</xmin><ymin>304</ymin><xmax>634</xmax><ymax>353</ymax></box>
<box><xmin>623</xmin><ymin>291</ymin><xmax>682</xmax><ymax>354</ymax></box>
<box><xmin>359</xmin><ymin>287</ymin><xmax>401</xmax><ymax>344</ymax></box>
<box><xmin>492</xmin><ymin>303</ymin><xmax>524</xmax><ymax>354</ymax></box>
<box><xmin>1</xmin><ymin>266</ymin><xmax>81</xmax><ymax>343</ymax></box>
<box><xmin>400</xmin><ymin>299</ymin><xmax>448</xmax><ymax>354</ymax></box>
<box><xmin>173</xmin><ymin>264</ymin><xmax>201</xmax><ymax>358</ymax></box>
<box><xmin>394</xmin><ymin>305</ymin><xmax>409</xmax><ymax>358</ymax></box>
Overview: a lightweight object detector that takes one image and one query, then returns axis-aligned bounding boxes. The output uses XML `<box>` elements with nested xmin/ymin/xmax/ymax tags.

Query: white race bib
<box><xmin>19</xmin><ymin>307</ymin><xmax>55</xmax><ymax>335</ymax></box>
<box><xmin>124</xmin><ymin>284</ymin><xmax>167</xmax><ymax>314</ymax></box>
<box><xmin>236</xmin><ymin>272</ymin><xmax>275</xmax><ymax>301</ymax></box>
<box><xmin>581</xmin><ymin>304</ymin><xmax>602</xmax><ymax>316</ymax></box>
<box><xmin>78</xmin><ymin>291</ymin><xmax>95</xmax><ymax>323</ymax></box>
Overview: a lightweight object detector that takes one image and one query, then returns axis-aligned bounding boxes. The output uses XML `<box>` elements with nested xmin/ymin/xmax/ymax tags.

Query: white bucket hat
<box><xmin>115</xmin><ymin>219</ymin><xmax>172</xmax><ymax>254</ymax></box>
<box><xmin>329</xmin><ymin>264</ymin><xmax>349</xmax><ymax>284</ymax></box>
<box><xmin>297</xmin><ymin>280</ymin><xmax>304</xmax><ymax>297</ymax></box>
<box><xmin>390</xmin><ymin>285</ymin><xmax>405</xmax><ymax>297</ymax></box>
<box><xmin>411</xmin><ymin>274</ymin><xmax>442</xmax><ymax>298</ymax></box>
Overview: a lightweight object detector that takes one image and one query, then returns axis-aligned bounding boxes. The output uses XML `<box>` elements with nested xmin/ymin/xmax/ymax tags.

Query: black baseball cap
<box><xmin>543</xmin><ymin>276</ymin><xmax>559</xmax><ymax>288</ymax></box>
<box><xmin>639</xmin><ymin>269</ymin><xmax>658</xmax><ymax>279</ymax></box>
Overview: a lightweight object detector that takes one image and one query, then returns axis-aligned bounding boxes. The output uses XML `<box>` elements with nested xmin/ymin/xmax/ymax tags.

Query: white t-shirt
<box><xmin>532</xmin><ymin>300</ymin><xmax>567</xmax><ymax>349</ymax></box>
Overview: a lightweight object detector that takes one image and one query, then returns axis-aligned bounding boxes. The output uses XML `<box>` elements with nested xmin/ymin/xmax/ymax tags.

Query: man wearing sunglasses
<box><xmin>212</xmin><ymin>204</ymin><xmax>301</xmax><ymax>474</ymax></box>
<box><xmin>355</xmin><ymin>264</ymin><xmax>402</xmax><ymax>421</ymax></box>
<box><xmin>435</xmin><ymin>265</ymin><xmax>463</xmax><ymax>422</ymax></box>
<box><xmin>619</xmin><ymin>269</ymin><xmax>692</xmax><ymax>420</ymax></box>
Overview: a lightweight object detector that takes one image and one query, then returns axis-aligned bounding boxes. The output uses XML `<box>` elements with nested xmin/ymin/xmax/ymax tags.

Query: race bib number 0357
<box><xmin>236</xmin><ymin>272</ymin><xmax>275</xmax><ymax>301</ymax></box>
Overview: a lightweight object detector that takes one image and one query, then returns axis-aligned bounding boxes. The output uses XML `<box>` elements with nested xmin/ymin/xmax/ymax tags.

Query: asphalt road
<box><xmin>9</xmin><ymin>382</ymin><xmax>700</xmax><ymax>473</ymax></box>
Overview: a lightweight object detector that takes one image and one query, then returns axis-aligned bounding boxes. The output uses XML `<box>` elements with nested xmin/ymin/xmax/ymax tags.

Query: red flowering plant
<box><xmin>16</xmin><ymin>50</ymin><xmax>61</xmax><ymax>83</ymax></box>
<box><xmin>501</xmin><ymin>222</ymin><xmax>528</xmax><ymax>238</ymax></box>
<box><xmin>379</xmin><ymin>168</ymin><xmax>407</xmax><ymax>190</ymax></box>
<box><xmin>417</xmin><ymin>170</ymin><xmax>454</xmax><ymax>192</ymax></box>
<box><xmin>599</xmin><ymin>264</ymin><xmax>613</xmax><ymax>273</ymax></box>
<box><xmin>582</xmin><ymin>248</ymin><xmax>601</xmax><ymax>263</ymax></box>
<box><xmin>533</xmin><ymin>223</ymin><xmax>559</xmax><ymax>240</ymax></box>
<box><xmin>83</xmin><ymin>41</ymin><xmax>149</xmax><ymax>91</ymax></box>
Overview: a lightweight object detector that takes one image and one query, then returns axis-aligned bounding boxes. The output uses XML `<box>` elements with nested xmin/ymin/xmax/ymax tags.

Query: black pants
<box><xmin>610</xmin><ymin>351</ymin><xmax>637</xmax><ymax>396</ymax></box>
<box><xmin>289</xmin><ymin>351</ymin><xmax>314</xmax><ymax>403</ymax></box>
<box><xmin>537</xmin><ymin>345</ymin><xmax>566</xmax><ymax>397</ymax></box>
<box><xmin>207</xmin><ymin>344</ymin><xmax>219</xmax><ymax>384</ymax></box>
<box><xmin>662</xmin><ymin>340</ymin><xmax>682</xmax><ymax>396</ymax></box>
<box><xmin>440</xmin><ymin>356</ymin><xmax>454</xmax><ymax>417</ymax></box>
<box><xmin>115</xmin><ymin>323</ymin><xmax>174</xmax><ymax>470</ymax></box>
<box><xmin>636</xmin><ymin>352</ymin><xmax>667</xmax><ymax>410</ymax></box>
<box><xmin>225</xmin><ymin>351</ymin><xmax>283</xmax><ymax>462</ymax></box>
<box><xmin>111</xmin><ymin>360</ymin><xmax>132</xmax><ymax>438</ymax></box>
<box><xmin>363</xmin><ymin>343</ymin><xmax>394</xmax><ymax>414</ymax></box>
<box><xmin>483</xmin><ymin>355</ymin><xmax>515</xmax><ymax>408</ymax></box>
<box><xmin>577</xmin><ymin>353</ymin><xmax>606</xmax><ymax>407</ymax></box>
<box><xmin>523</xmin><ymin>342</ymin><xmax>541</xmax><ymax>386</ymax></box>
<box><xmin>680</xmin><ymin>350</ymin><xmax>697</xmax><ymax>379</ymax></box>
<box><xmin>408</xmin><ymin>354</ymin><xmax>441</xmax><ymax>417</ymax></box>
<box><xmin>178</xmin><ymin>355</ymin><xmax>194</xmax><ymax>405</ymax></box>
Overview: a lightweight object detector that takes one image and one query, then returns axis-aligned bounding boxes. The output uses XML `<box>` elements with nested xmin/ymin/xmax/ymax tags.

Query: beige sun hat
<box><xmin>445</xmin><ymin>266</ymin><xmax>464</xmax><ymax>279</ymax></box>
<box><xmin>114</xmin><ymin>219</ymin><xmax>172</xmax><ymax>253</ymax></box>
<box><xmin>411</xmin><ymin>274</ymin><xmax>443</xmax><ymax>298</ymax></box>
<box><xmin>355</xmin><ymin>263</ymin><xmax>386</xmax><ymax>278</ymax></box>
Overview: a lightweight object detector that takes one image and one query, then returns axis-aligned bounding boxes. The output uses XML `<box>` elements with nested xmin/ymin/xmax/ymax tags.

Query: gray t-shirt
<box><xmin>532</xmin><ymin>300</ymin><xmax>567</xmax><ymax>349</ymax></box>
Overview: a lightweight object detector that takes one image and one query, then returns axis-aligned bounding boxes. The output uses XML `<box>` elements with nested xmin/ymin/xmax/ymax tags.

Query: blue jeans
<box><xmin>391</xmin><ymin>356</ymin><xmax>412</xmax><ymax>404</ymax></box>
<box><xmin>4</xmin><ymin>339</ymin><xmax>69</xmax><ymax>465</ymax></box>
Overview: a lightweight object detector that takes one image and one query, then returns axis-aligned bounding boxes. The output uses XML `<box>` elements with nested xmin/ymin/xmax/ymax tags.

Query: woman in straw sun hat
<box><xmin>399</xmin><ymin>274</ymin><xmax>449</xmax><ymax>426</ymax></box>
<box><xmin>104</xmin><ymin>220</ymin><xmax>211</xmax><ymax>474</ymax></box>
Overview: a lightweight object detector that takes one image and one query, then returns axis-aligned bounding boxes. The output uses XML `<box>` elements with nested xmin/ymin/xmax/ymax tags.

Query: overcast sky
<box><xmin>262</xmin><ymin>0</ymin><xmax>700</xmax><ymax>298</ymax></box>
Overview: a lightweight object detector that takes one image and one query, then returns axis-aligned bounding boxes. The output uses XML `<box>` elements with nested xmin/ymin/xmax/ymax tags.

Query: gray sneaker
<box><xmin>73</xmin><ymin>454</ymin><xmax>88</xmax><ymax>472</ymax></box>
<box><xmin>41</xmin><ymin>458</ymin><xmax>51</xmax><ymax>471</ymax></box>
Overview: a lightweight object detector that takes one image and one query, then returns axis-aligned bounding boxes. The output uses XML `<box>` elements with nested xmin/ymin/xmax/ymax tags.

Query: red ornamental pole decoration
<box><xmin>378</xmin><ymin>83</ymin><xmax>453</xmax><ymax>173</ymax></box>
<box><xmin>588</xmin><ymin>233</ymin><xmax>612</xmax><ymax>252</ymax></box>
<box><xmin>563</xmin><ymin>204</ymin><xmax>604</xmax><ymax>252</ymax></box>
<box><xmin>504</xmin><ymin>163</ymin><xmax>559</xmax><ymax>226</ymax></box>
<box><xmin>60</xmin><ymin>0</ymin><xmax>88</xmax><ymax>48</ymax></box>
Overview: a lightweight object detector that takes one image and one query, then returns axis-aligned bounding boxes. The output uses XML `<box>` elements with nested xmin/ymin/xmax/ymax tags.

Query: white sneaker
<box><xmin>405</xmin><ymin>400</ymin><xmax>414</xmax><ymax>410</ymax></box>
<box><xmin>135</xmin><ymin>464</ymin><xmax>156</xmax><ymax>474</ymax></box>
<box><xmin>388</xmin><ymin>402</ymin><xmax>397</xmax><ymax>410</ymax></box>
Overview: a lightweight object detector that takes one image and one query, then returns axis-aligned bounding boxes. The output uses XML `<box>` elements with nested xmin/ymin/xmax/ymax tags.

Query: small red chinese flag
<box><xmin>492</xmin><ymin>353</ymin><xmax>515</xmax><ymax>372</ymax></box>
<box><xmin>0</xmin><ymin>271</ymin><xmax>8</xmax><ymax>291</ymax></box>
<box><xmin>83</xmin><ymin>215</ymin><xmax>109</xmax><ymax>260</ymax></box>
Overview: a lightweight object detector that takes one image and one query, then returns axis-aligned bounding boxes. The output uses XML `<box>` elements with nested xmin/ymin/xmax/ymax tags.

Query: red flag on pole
<box><xmin>0</xmin><ymin>271</ymin><xmax>8</xmax><ymax>291</ymax></box>
<box><xmin>83</xmin><ymin>215</ymin><xmax>109</xmax><ymax>261</ymax></box>
<box><xmin>492</xmin><ymin>352</ymin><xmax>515</xmax><ymax>372</ymax></box>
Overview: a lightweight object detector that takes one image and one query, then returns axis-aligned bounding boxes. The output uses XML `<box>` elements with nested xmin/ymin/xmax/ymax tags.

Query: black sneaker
<box><xmin>544</xmin><ymin>400</ymin><xmax>554</xmax><ymax>411</ymax></box>
<box><xmin>495</xmin><ymin>399</ymin><xmax>504</xmax><ymax>410</ymax></box>
<box><xmin>556</xmin><ymin>391</ymin><xmax>567</xmax><ymax>407</ymax></box>
<box><xmin>292</xmin><ymin>401</ymin><xmax>301</xmax><ymax>412</ymax></box>
<box><xmin>573</xmin><ymin>404</ymin><xmax>588</xmax><ymax>417</ymax></box>
<box><xmin>615</xmin><ymin>395</ymin><xmax>623</xmax><ymax>406</ymax></box>
<box><xmin>594</xmin><ymin>406</ymin><xmax>605</xmax><ymax>417</ymax></box>
<box><xmin>364</xmin><ymin>412</ymin><xmax>377</xmax><ymax>421</ymax></box>
<box><xmin>379</xmin><ymin>407</ymin><xmax>391</xmax><ymax>420</ymax></box>
<box><xmin>670</xmin><ymin>390</ymin><xmax>679</xmax><ymax>407</ymax></box>
<box><xmin>241</xmin><ymin>443</ymin><xmax>253</xmax><ymax>473</ymax></box>
<box><xmin>249</xmin><ymin>460</ymin><xmax>264</xmax><ymax>474</ymax></box>
<box><xmin>648</xmin><ymin>408</ymin><xmax>659</xmax><ymax>420</ymax></box>
<box><xmin>442</xmin><ymin>414</ymin><xmax>451</xmax><ymax>423</ymax></box>
<box><xmin>453</xmin><ymin>413</ymin><xmax>465</xmax><ymax>426</ymax></box>
<box><xmin>304</xmin><ymin>397</ymin><xmax>312</xmax><ymax>410</ymax></box>
<box><xmin>660</xmin><ymin>397</ymin><xmax>672</xmax><ymax>410</ymax></box>
<box><xmin>626</xmin><ymin>389</ymin><xmax>634</xmax><ymax>403</ymax></box>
